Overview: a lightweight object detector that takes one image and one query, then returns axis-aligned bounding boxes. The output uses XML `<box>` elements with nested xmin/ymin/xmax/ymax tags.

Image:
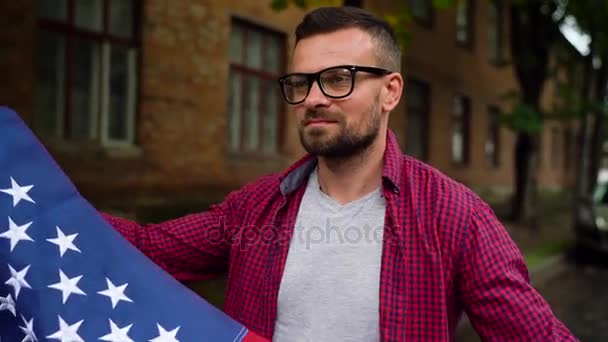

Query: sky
<box><xmin>560</xmin><ymin>15</ymin><xmax>591</xmax><ymax>56</ymax></box>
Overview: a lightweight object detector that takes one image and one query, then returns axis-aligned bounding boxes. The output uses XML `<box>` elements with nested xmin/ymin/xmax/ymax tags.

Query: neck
<box><xmin>316</xmin><ymin>135</ymin><xmax>386</xmax><ymax>205</ymax></box>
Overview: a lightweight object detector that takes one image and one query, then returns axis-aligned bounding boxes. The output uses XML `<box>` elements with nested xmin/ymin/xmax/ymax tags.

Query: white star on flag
<box><xmin>5</xmin><ymin>264</ymin><xmax>32</xmax><ymax>299</ymax></box>
<box><xmin>19</xmin><ymin>315</ymin><xmax>38</xmax><ymax>342</ymax></box>
<box><xmin>0</xmin><ymin>217</ymin><xmax>34</xmax><ymax>252</ymax></box>
<box><xmin>149</xmin><ymin>324</ymin><xmax>180</xmax><ymax>342</ymax></box>
<box><xmin>47</xmin><ymin>226</ymin><xmax>81</xmax><ymax>257</ymax></box>
<box><xmin>0</xmin><ymin>177</ymin><xmax>35</xmax><ymax>207</ymax></box>
<box><xmin>0</xmin><ymin>293</ymin><xmax>16</xmax><ymax>316</ymax></box>
<box><xmin>46</xmin><ymin>316</ymin><xmax>84</xmax><ymax>342</ymax></box>
<box><xmin>98</xmin><ymin>278</ymin><xmax>133</xmax><ymax>309</ymax></box>
<box><xmin>99</xmin><ymin>319</ymin><xmax>134</xmax><ymax>342</ymax></box>
<box><xmin>48</xmin><ymin>270</ymin><xmax>86</xmax><ymax>304</ymax></box>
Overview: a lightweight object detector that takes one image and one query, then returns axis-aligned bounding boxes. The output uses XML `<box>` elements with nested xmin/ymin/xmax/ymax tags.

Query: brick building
<box><xmin>0</xmin><ymin>0</ymin><xmax>576</xmax><ymax>216</ymax></box>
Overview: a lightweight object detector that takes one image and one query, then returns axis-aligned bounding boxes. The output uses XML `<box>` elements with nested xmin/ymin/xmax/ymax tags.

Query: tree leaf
<box><xmin>433</xmin><ymin>0</ymin><xmax>455</xmax><ymax>9</ymax></box>
<box><xmin>270</xmin><ymin>0</ymin><xmax>289</xmax><ymax>11</ymax></box>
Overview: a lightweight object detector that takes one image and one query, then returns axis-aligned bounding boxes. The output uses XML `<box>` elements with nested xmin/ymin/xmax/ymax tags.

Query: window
<box><xmin>451</xmin><ymin>95</ymin><xmax>471</xmax><ymax>165</ymax></box>
<box><xmin>34</xmin><ymin>0</ymin><xmax>140</xmax><ymax>147</ymax></box>
<box><xmin>488</xmin><ymin>0</ymin><xmax>504</xmax><ymax>64</ymax></box>
<box><xmin>405</xmin><ymin>79</ymin><xmax>430</xmax><ymax>161</ymax></box>
<box><xmin>408</xmin><ymin>0</ymin><xmax>433</xmax><ymax>27</ymax></box>
<box><xmin>227</xmin><ymin>18</ymin><xmax>286</xmax><ymax>154</ymax></box>
<box><xmin>551</xmin><ymin>127</ymin><xmax>561</xmax><ymax>169</ymax></box>
<box><xmin>456</xmin><ymin>0</ymin><xmax>474</xmax><ymax>47</ymax></box>
<box><xmin>563</xmin><ymin>127</ymin><xmax>573</xmax><ymax>171</ymax></box>
<box><xmin>485</xmin><ymin>106</ymin><xmax>501</xmax><ymax>168</ymax></box>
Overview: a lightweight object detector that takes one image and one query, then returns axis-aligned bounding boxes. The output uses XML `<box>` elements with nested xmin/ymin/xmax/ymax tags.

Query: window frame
<box><xmin>35</xmin><ymin>0</ymin><xmax>141</xmax><ymax>147</ymax></box>
<box><xmin>550</xmin><ymin>126</ymin><xmax>561</xmax><ymax>169</ymax></box>
<box><xmin>227</xmin><ymin>17</ymin><xmax>287</xmax><ymax>155</ymax></box>
<box><xmin>485</xmin><ymin>105</ymin><xmax>501</xmax><ymax>168</ymax></box>
<box><xmin>488</xmin><ymin>0</ymin><xmax>505</xmax><ymax>65</ymax></box>
<box><xmin>563</xmin><ymin>127</ymin><xmax>573</xmax><ymax>171</ymax></box>
<box><xmin>409</xmin><ymin>0</ymin><xmax>434</xmax><ymax>28</ymax></box>
<box><xmin>451</xmin><ymin>94</ymin><xmax>472</xmax><ymax>166</ymax></box>
<box><xmin>456</xmin><ymin>0</ymin><xmax>475</xmax><ymax>49</ymax></box>
<box><xmin>405</xmin><ymin>78</ymin><xmax>431</xmax><ymax>161</ymax></box>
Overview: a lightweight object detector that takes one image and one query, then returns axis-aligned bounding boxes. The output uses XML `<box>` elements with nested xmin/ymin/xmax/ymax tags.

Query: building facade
<box><xmin>0</xmin><ymin>0</ymin><xmax>576</xmax><ymax>215</ymax></box>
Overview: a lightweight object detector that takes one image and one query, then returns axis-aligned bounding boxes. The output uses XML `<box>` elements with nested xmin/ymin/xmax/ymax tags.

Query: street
<box><xmin>456</xmin><ymin>255</ymin><xmax>608</xmax><ymax>341</ymax></box>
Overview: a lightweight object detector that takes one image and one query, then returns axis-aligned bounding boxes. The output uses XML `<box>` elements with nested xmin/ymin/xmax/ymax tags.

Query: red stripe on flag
<box><xmin>243</xmin><ymin>331</ymin><xmax>271</xmax><ymax>342</ymax></box>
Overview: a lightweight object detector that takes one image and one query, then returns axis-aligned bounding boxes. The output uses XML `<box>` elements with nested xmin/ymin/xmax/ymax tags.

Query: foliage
<box><xmin>500</xmin><ymin>101</ymin><xmax>544</xmax><ymax>135</ymax></box>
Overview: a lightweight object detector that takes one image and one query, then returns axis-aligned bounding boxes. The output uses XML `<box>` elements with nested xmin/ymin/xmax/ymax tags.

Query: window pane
<box><xmin>36</xmin><ymin>0</ymin><xmax>67</xmax><ymax>21</ymax></box>
<box><xmin>452</xmin><ymin>96</ymin><xmax>469</xmax><ymax>164</ymax></box>
<box><xmin>406</xmin><ymin>81</ymin><xmax>429</xmax><ymax>160</ymax></box>
<box><xmin>263</xmin><ymin>81</ymin><xmax>279</xmax><ymax>153</ymax></box>
<box><xmin>265</xmin><ymin>35</ymin><xmax>282</xmax><ymax>73</ymax></box>
<box><xmin>456</xmin><ymin>0</ymin><xmax>469</xmax><ymax>43</ymax></box>
<box><xmin>485</xmin><ymin>107</ymin><xmax>500</xmax><ymax>167</ymax></box>
<box><xmin>564</xmin><ymin>128</ymin><xmax>572</xmax><ymax>170</ymax></box>
<box><xmin>407</xmin><ymin>110</ymin><xmax>425</xmax><ymax>159</ymax></box>
<box><xmin>75</xmin><ymin>0</ymin><xmax>103</xmax><ymax>32</ymax></box>
<box><xmin>408</xmin><ymin>82</ymin><xmax>425</xmax><ymax>108</ymax></box>
<box><xmin>454</xmin><ymin>96</ymin><xmax>464</xmax><ymax>117</ymax></box>
<box><xmin>109</xmin><ymin>0</ymin><xmax>134</xmax><ymax>38</ymax></box>
<box><xmin>230</xmin><ymin>25</ymin><xmax>243</xmax><ymax>64</ymax></box>
<box><xmin>34</xmin><ymin>30</ymin><xmax>65</xmax><ymax>138</ymax></box>
<box><xmin>244</xmin><ymin>77</ymin><xmax>260</xmax><ymax>150</ymax></box>
<box><xmin>228</xmin><ymin>71</ymin><xmax>242</xmax><ymax>150</ymax></box>
<box><xmin>489</xmin><ymin>2</ymin><xmax>501</xmax><ymax>62</ymax></box>
<box><xmin>246</xmin><ymin>30</ymin><xmax>263</xmax><ymax>70</ymax></box>
<box><xmin>411</xmin><ymin>0</ymin><xmax>431</xmax><ymax>22</ymax></box>
<box><xmin>551</xmin><ymin>127</ymin><xmax>560</xmax><ymax>168</ymax></box>
<box><xmin>108</xmin><ymin>45</ymin><xmax>136</xmax><ymax>141</ymax></box>
<box><xmin>71</xmin><ymin>38</ymin><xmax>101</xmax><ymax>139</ymax></box>
<box><xmin>452</xmin><ymin>127</ymin><xmax>464</xmax><ymax>163</ymax></box>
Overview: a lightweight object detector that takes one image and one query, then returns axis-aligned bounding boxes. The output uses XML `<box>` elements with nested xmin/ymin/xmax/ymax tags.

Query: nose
<box><xmin>302</xmin><ymin>80</ymin><xmax>331</xmax><ymax>108</ymax></box>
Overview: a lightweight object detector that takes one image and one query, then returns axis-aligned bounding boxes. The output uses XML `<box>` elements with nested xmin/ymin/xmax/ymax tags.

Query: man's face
<box><xmin>290</xmin><ymin>28</ymin><xmax>387</xmax><ymax>159</ymax></box>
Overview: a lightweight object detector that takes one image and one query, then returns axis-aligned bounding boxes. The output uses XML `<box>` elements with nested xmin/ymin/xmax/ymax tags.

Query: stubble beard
<box><xmin>298</xmin><ymin>100</ymin><xmax>382</xmax><ymax>160</ymax></box>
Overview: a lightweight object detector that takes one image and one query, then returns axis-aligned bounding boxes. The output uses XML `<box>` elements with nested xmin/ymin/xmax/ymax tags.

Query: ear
<box><xmin>381</xmin><ymin>73</ymin><xmax>404</xmax><ymax>113</ymax></box>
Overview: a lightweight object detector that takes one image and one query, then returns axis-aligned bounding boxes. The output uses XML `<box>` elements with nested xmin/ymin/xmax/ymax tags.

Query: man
<box><xmin>103</xmin><ymin>6</ymin><xmax>578</xmax><ymax>341</ymax></box>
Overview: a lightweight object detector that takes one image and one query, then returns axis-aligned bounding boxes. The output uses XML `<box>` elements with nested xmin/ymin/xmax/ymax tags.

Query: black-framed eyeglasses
<box><xmin>277</xmin><ymin>65</ymin><xmax>392</xmax><ymax>105</ymax></box>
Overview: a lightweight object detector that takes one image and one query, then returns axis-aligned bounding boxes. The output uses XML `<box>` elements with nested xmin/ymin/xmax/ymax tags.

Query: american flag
<box><xmin>0</xmin><ymin>107</ymin><xmax>266</xmax><ymax>342</ymax></box>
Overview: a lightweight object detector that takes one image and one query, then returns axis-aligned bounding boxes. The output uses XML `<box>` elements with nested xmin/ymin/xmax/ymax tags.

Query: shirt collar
<box><xmin>279</xmin><ymin>129</ymin><xmax>404</xmax><ymax>195</ymax></box>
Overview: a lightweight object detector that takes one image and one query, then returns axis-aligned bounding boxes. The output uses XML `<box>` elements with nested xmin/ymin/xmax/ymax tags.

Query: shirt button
<box><xmin>392</xmin><ymin>188</ymin><xmax>399</xmax><ymax>194</ymax></box>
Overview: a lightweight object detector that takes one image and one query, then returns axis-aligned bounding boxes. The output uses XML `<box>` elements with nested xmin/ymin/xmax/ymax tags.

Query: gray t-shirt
<box><xmin>273</xmin><ymin>168</ymin><xmax>386</xmax><ymax>342</ymax></box>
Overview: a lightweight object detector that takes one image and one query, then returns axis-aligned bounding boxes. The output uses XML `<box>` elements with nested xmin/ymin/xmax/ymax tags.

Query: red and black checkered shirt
<box><xmin>102</xmin><ymin>130</ymin><xmax>577</xmax><ymax>341</ymax></box>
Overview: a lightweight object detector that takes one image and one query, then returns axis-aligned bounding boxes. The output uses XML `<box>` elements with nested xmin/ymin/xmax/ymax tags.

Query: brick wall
<box><xmin>40</xmin><ymin>0</ymin><xmax>309</xmax><ymax>208</ymax></box>
<box><xmin>0</xmin><ymin>0</ymin><xmax>576</xmax><ymax>213</ymax></box>
<box><xmin>0</xmin><ymin>0</ymin><xmax>35</xmax><ymax>122</ymax></box>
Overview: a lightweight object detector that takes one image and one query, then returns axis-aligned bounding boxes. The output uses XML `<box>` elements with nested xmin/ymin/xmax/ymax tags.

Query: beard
<box><xmin>298</xmin><ymin>99</ymin><xmax>381</xmax><ymax>159</ymax></box>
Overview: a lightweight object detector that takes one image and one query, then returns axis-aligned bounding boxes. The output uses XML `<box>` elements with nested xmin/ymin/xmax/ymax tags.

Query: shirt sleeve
<box><xmin>100</xmin><ymin>188</ymin><xmax>246</xmax><ymax>282</ymax></box>
<box><xmin>457</xmin><ymin>198</ymin><xmax>579</xmax><ymax>341</ymax></box>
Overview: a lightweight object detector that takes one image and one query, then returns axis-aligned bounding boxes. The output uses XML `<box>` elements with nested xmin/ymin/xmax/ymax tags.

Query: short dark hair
<box><xmin>295</xmin><ymin>6</ymin><xmax>401</xmax><ymax>72</ymax></box>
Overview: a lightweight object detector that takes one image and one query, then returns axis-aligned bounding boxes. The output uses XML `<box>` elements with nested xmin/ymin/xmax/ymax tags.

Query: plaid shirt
<box><xmin>102</xmin><ymin>130</ymin><xmax>577</xmax><ymax>341</ymax></box>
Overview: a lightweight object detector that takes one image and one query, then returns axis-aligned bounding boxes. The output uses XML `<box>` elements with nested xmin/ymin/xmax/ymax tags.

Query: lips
<box><xmin>304</xmin><ymin>119</ymin><xmax>337</xmax><ymax>126</ymax></box>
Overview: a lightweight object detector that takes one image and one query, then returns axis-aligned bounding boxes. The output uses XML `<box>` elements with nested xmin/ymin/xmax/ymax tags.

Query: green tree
<box><xmin>555</xmin><ymin>1</ymin><xmax>608</xmax><ymax>225</ymax></box>
<box><xmin>503</xmin><ymin>0</ymin><xmax>564</xmax><ymax>227</ymax></box>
